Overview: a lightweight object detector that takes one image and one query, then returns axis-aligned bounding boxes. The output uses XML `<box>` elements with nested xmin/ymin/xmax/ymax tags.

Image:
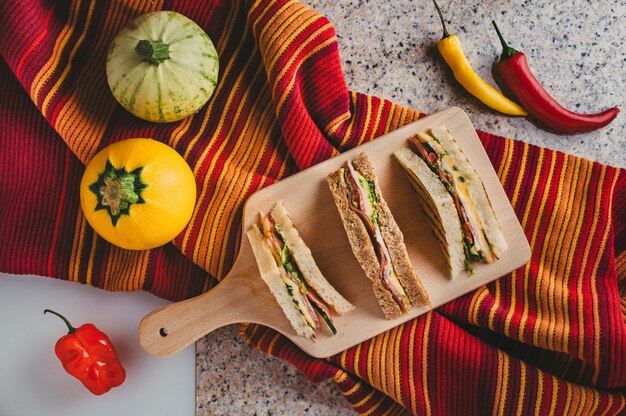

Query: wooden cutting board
<box><xmin>139</xmin><ymin>107</ymin><xmax>531</xmax><ymax>358</ymax></box>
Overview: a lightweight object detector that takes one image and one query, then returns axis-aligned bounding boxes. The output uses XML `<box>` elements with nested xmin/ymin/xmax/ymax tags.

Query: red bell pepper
<box><xmin>492</xmin><ymin>21</ymin><xmax>619</xmax><ymax>134</ymax></box>
<box><xmin>44</xmin><ymin>309</ymin><xmax>126</xmax><ymax>395</ymax></box>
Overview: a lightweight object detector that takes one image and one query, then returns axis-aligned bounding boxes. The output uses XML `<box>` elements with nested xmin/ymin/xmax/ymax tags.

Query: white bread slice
<box><xmin>270</xmin><ymin>201</ymin><xmax>354</xmax><ymax>315</ymax></box>
<box><xmin>429</xmin><ymin>127</ymin><xmax>508</xmax><ymax>258</ymax></box>
<box><xmin>246</xmin><ymin>225</ymin><xmax>315</xmax><ymax>340</ymax></box>
<box><xmin>394</xmin><ymin>148</ymin><xmax>465</xmax><ymax>278</ymax></box>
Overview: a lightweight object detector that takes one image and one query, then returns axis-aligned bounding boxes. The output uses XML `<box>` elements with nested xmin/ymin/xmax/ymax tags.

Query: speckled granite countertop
<box><xmin>196</xmin><ymin>1</ymin><xmax>625</xmax><ymax>414</ymax></box>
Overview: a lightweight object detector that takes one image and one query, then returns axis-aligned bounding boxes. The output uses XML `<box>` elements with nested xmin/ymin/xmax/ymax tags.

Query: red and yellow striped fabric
<box><xmin>0</xmin><ymin>0</ymin><xmax>624</xmax><ymax>414</ymax></box>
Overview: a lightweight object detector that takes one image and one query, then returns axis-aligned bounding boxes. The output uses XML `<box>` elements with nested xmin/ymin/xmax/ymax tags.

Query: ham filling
<box><xmin>260</xmin><ymin>214</ymin><xmax>336</xmax><ymax>334</ymax></box>
<box><xmin>343</xmin><ymin>162</ymin><xmax>411</xmax><ymax>312</ymax></box>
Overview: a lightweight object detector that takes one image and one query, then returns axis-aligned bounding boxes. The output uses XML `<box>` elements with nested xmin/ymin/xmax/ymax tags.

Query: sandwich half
<box><xmin>327</xmin><ymin>152</ymin><xmax>430</xmax><ymax>320</ymax></box>
<box><xmin>394</xmin><ymin>126</ymin><xmax>508</xmax><ymax>277</ymax></box>
<box><xmin>247</xmin><ymin>201</ymin><xmax>354</xmax><ymax>339</ymax></box>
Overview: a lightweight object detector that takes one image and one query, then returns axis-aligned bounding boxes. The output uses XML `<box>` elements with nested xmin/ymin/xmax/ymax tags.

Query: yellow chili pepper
<box><xmin>432</xmin><ymin>0</ymin><xmax>527</xmax><ymax>116</ymax></box>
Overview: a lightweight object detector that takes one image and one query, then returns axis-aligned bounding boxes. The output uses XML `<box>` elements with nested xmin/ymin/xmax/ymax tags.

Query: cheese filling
<box><xmin>412</xmin><ymin>132</ymin><xmax>495</xmax><ymax>271</ymax></box>
<box><xmin>439</xmin><ymin>153</ymin><xmax>493</xmax><ymax>262</ymax></box>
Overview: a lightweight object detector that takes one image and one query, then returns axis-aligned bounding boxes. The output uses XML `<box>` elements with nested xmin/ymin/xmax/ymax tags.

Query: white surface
<box><xmin>0</xmin><ymin>273</ymin><xmax>195</xmax><ymax>416</ymax></box>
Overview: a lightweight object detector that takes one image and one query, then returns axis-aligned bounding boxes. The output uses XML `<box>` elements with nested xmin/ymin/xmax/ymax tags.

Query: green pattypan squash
<box><xmin>106</xmin><ymin>11</ymin><xmax>219</xmax><ymax>123</ymax></box>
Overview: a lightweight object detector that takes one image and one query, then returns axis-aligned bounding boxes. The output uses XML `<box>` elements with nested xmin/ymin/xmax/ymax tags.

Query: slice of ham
<box><xmin>409</xmin><ymin>135</ymin><xmax>438</xmax><ymax>165</ymax></box>
<box><xmin>343</xmin><ymin>166</ymin><xmax>410</xmax><ymax>312</ymax></box>
<box><xmin>261</xmin><ymin>215</ymin><xmax>284</xmax><ymax>264</ymax></box>
<box><xmin>306</xmin><ymin>290</ymin><xmax>332</xmax><ymax>321</ymax></box>
<box><xmin>260</xmin><ymin>214</ymin><xmax>327</xmax><ymax>331</ymax></box>
<box><xmin>289</xmin><ymin>270</ymin><xmax>320</xmax><ymax>331</ymax></box>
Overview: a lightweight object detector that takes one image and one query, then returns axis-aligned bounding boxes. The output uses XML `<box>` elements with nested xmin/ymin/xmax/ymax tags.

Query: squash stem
<box><xmin>135</xmin><ymin>40</ymin><xmax>170</xmax><ymax>66</ymax></box>
<box><xmin>99</xmin><ymin>171</ymin><xmax>140</xmax><ymax>216</ymax></box>
<box><xmin>88</xmin><ymin>160</ymin><xmax>146</xmax><ymax>226</ymax></box>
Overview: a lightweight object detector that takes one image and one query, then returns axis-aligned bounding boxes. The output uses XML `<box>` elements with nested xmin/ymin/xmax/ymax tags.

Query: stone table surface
<box><xmin>196</xmin><ymin>0</ymin><xmax>625</xmax><ymax>415</ymax></box>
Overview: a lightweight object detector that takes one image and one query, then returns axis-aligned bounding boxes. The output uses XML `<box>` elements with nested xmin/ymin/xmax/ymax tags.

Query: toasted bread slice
<box><xmin>327</xmin><ymin>153</ymin><xmax>429</xmax><ymax>319</ymax></box>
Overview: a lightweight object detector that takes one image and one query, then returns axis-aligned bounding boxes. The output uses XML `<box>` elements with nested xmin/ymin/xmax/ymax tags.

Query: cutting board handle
<box><xmin>139</xmin><ymin>274</ymin><xmax>248</xmax><ymax>357</ymax></box>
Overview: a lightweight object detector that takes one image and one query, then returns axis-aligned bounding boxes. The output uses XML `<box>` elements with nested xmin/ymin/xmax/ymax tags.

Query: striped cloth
<box><xmin>1</xmin><ymin>0</ymin><xmax>625</xmax><ymax>414</ymax></box>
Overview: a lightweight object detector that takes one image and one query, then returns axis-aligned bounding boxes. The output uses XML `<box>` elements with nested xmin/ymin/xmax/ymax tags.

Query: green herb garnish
<box><xmin>463</xmin><ymin>240</ymin><xmax>484</xmax><ymax>274</ymax></box>
<box><xmin>359</xmin><ymin>177</ymin><xmax>380</xmax><ymax>224</ymax></box>
<box><xmin>279</xmin><ymin>245</ymin><xmax>307</xmax><ymax>294</ymax></box>
<box><xmin>463</xmin><ymin>241</ymin><xmax>475</xmax><ymax>274</ymax></box>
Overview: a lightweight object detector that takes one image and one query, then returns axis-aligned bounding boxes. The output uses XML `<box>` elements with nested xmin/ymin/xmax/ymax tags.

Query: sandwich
<box><xmin>326</xmin><ymin>152</ymin><xmax>430</xmax><ymax>320</ymax></box>
<box><xmin>393</xmin><ymin>126</ymin><xmax>508</xmax><ymax>277</ymax></box>
<box><xmin>247</xmin><ymin>201</ymin><xmax>354</xmax><ymax>340</ymax></box>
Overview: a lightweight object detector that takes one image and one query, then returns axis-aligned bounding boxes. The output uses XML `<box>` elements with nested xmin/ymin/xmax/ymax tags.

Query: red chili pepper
<box><xmin>492</xmin><ymin>21</ymin><xmax>619</xmax><ymax>134</ymax></box>
<box><xmin>44</xmin><ymin>309</ymin><xmax>126</xmax><ymax>395</ymax></box>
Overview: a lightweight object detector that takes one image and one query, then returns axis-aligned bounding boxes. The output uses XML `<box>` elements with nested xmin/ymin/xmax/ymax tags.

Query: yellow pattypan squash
<box><xmin>106</xmin><ymin>11</ymin><xmax>219</xmax><ymax>123</ymax></box>
<box><xmin>80</xmin><ymin>138</ymin><xmax>196</xmax><ymax>250</ymax></box>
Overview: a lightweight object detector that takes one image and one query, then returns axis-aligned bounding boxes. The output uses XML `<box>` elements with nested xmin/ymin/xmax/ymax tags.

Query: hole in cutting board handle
<box><xmin>159</xmin><ymin>327</ymin><xmax>168</xmax><ymax>337</ymax></box>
